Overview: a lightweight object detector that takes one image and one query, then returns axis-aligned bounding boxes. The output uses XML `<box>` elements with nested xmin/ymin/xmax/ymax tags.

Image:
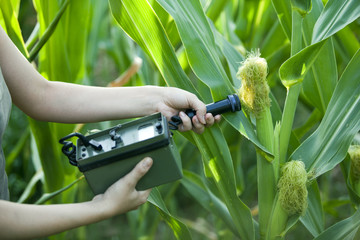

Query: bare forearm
<box><xmin>1</xmin><ymin>25</ymin><xmax>211</xmax><ymax>131</ymax></box>
<box><xmin>0</xmin><ymin>26</ymin><xmax>161</xmax><ymax>123</ymax></box>
<box><xmin>0</xmin><ymin>200</ymin><xmax>107</xmax><ymax>240</ymax></box>
<box><xmin>0</xmin><ymin>159</ymin><xmax>152</xmax><ymax>240</ymax></box>
<box><xmin>36</xmin><ymin>83</ymin><xmax>163</xmax><ymax>123</ymax></box>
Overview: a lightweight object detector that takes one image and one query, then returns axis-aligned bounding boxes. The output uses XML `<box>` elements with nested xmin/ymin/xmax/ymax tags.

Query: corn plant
<box><xmin>108</xmin><ymin>0</ymin><xmax>360</xmax><ymax>239</ymax></box>
<box><xmin>2</xmin><ymin>0</ymin><xmax>360</xmax><ymax>239</ymax></box>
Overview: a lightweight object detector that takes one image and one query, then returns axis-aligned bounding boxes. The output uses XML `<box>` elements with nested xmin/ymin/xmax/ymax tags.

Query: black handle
<box><xmin>59</xmin><ymin>133</ymin><xmax>102</xmax><ymax>166</ymax></box>
<box><xmin>169</xmin><ymin>94</ymin><xmax>241</xmax><ymax>130</ymax></box>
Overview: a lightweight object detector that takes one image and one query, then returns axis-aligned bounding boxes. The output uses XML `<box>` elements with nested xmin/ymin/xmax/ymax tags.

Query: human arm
<box><xmin>0</xmin><ymin>24</ymin><xmax>218</xmax><ymax>239</ymax></box>
<box><xmin>0</xmin><ymin>157</ymin><xmax>153</xmax><ymax>240</ymax></box>
<box><xmin>0</xmin><ymin>26</ymin><xmax>219</xmax><ymax>134</ymax></box>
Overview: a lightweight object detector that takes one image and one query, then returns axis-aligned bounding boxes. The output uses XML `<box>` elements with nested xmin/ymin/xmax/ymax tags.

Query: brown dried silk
<box><xmin>0</xmin><ymin>67</ymin><xmax>11</xmax><ymax>200</ymax></box>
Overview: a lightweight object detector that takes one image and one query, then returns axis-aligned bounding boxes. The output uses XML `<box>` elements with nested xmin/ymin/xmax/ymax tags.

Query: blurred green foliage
<box><xmin>1</xmin><ymin>0</ymin><xmax>360</xmax><ymax>239</ymax></box>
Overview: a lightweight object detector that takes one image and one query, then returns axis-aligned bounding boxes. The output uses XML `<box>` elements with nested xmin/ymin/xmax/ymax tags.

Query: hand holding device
<box><xmin>59</xmin><ymin>94</ymin><xmax>242</xmax><ymax>194</ymax></box>
<box><xmin>168</xmin><ymin>94</ymin><xmax>241</xmax><ymax>130</ymax></box>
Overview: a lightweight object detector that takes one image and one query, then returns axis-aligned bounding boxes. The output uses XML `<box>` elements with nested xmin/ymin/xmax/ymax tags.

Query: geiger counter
<box><xmin>60</xmin><ymin>94</ymin><xmax>241</xmax><ymax>194</ymax></box>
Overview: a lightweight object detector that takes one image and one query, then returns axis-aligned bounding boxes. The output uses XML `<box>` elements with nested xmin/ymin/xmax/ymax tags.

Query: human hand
<box><xmin>156</xmin><ymin>87</ymin><xmax>221</xmax><ymax>134</ymax></box>
<box><xmin>92</xmin><ymin>157</ymin><xmax>153</xmax><ymax>217</ymax></box>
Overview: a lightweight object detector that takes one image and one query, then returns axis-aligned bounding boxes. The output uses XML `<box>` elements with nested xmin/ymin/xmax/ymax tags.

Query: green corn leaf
<box><xmin>29</xmin><ymin>120</ymin><xmax>65</xmax><ymax>193</ymax></box>
<box><xmin>260</xmin><ymin>21</ymin><xmax>289</xmax><ymax>59</ymax></box>
<box><xmin>217</xmin><ymin>3</ymin><xmax>244</xmax><ymax>48</ymax></box>
<box><xmin>205</xmin><ymin>0</ymin><xmax>228</xmax><ymax>23</ymax></box>
<box><xmin>290</xmin><ymin>0</ymin><xmax>312</xmax><ymax>17</ymax></box>
<box><xmin>33</xmin><ymin>0</ymin><xmax>71</xmax><ymax>81</ymax></box>
<box><xmin>0</xmin><ymin>0</ymin><xmax>29</xmax><ymax>57</ymax></box>
<box><xmin>291</xmin><ymin>49</ymin><xmax>360</xmax><ymax>178</ymax></box>
<box><xmin>109</xmin><ymin>0</ymin><xmax>197</xmax><ymax>93</ymax></box>
<box><xmin>109</xmin><ymin>0</ymin><xmax>269</xmax><ymax>156</ymax></box>
<box><xmin>314</xmin><ymin>207</ymin><xmax>360</xmax><ymax>240</ymax></box>
<box><xmin>25</xmin><ymin>23</ymin><xmax>39</xmax><ymax>51</ymax></box>
<box><xmin>0</xmin><ymin>11</ymin><xmax>3</xmax><ymax>28</ymax></box>
<box><xmin>17</xmin><ymin>170</ymin><xmax>44</xmax><ymax>203</ymax></box>
<box><xmin>35</xmin><ymin>175</ymin><xmax>84</xmax><ymax>205</ymax></box>
<box><xmin>271</xmin><ymin>0</ymin><xmax>292</xmax><ymax>40</ymax></box>
<box><xmin>279</xmin><ymin>39</ymin><xmax>327</xmax><ymax>88</ymax></box>
<box><xmin>181</xmin><ymin>170</ymin><xmax>239</xmax><ymax>237</ymax></box>
<box><xmin>109</xmin><ymin>1</ymin><xmax>255</xmax><ymax>238</ymax></box>
<box><xmin>212</xmin><ymin>26</ymin><xmax>244</xmax><ymax>89</ymax></box>
<box><xmin>336</xmin><ymin>26</ymin><xmax>360</xmax><ymax>61</ymax></box>
<box><xmin>151</xmin><ymin>6</ymin><xmax>257</xmax><ymax>234</ymax></box>
<box><xmin>249</xmin><ymin>1</ymin><xmax>274</xmax><ymax>50</ymax></box>
<box><xmin>148</xmin><ymin>188</ymin><xmax>192</xmax><ymax>240</ymax></box>
<box><xmin>33</xmin><ymin>0</ymin><xmax>90</xmax><ymax>83</ymax></box>
<box><xmin>156</xmin><ymin>0</ymin><xmax>271</xmax><ymax>155</ymax></box>
<box><xmin>300</xmin><ymin>181</ymin><xmax>325</xmax><ymax>237</ymax></box>
<box><xmin>193</xmin><ymin>129</ymin><xmax>255</xmax><ymax>239</ymax></box>
<box><xmin>301</xmin><ymin>0</ymin><xmax>337</xmax><ymax>114</ymax></box>
<box><xmin>62</xmin><ymin>0</ymin><xmax>90</xmax><ymax>82</ymax></box>
<box><xmin>156</xmin><ymin>0</ymin><xmax>235</xmax><ymax>100</ymax></box>
<box><xmin>282</xmin><ymin>215</ymin><xmax>302</xmax><ymax>238</ymax></box>
<box><xmin>28</xmin><ymin>0</ymin><xmax>70</xmax><ymax>62</ymax></box>
<box><xmin>30</xmin><ymin>0</ymin><xmax>90</xmax><ymax>201</ymax></box>
<box><xmin>213</xmin><ymin>27</ymin><xmax>272</xmax><ymax>155</ymax></box>
<box><xmin>5</xmin><ymin>127</ymin><xmax>30</xmax><ymax>171</ymax></box>
<box><xmin>279</xmin><ymin>1</ymin><xmax>359</xmax><ymax>91</ymax></box>
<box><xmin>312</xmin><ymin>0</ymin><xmax>360</xmax><ymax>44</ymax></box>
<box><xmin>293</xmin><ymin>109</ymin><xmax>322</xmax><ymax>140</ymax></box>
<box><xmin>301</xmin><ymin>38</ymin><xmax>336</xmax><ymax>114</ymax></box>
<box><xmin>11</xmin><ymin>0</ymin><xmax>20</xmax><ymax>14</ymax></box>
<box><xmin>86</xmin><ymin>0</ymin><xmax>110</xmax><ymax>79</ymax></box>
<box><xmin>151</xmin><ymin>0</ymin><xmax>170</xmax><ymax>27</ymax></box>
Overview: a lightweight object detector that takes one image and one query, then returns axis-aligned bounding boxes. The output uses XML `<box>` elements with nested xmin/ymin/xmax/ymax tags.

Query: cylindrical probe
<box><xmin>169</xmin><ymin>94</ymin><xmax>241</xmax><ymax>130</ymax></box>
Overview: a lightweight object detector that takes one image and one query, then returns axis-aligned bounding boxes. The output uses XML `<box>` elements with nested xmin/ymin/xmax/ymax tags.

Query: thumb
<box><xmin>124</xmin><ymin>157</ymin><xmax>153</xmax><ymax>187</ymax></box>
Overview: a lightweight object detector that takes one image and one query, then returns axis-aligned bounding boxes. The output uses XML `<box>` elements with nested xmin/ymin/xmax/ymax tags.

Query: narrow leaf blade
<box><xmin>300</xmin><ymin>181</ymin><xmax>325</xmax><ymax>237</ymax></box>
<box><xmin>148</xmin><ymin>188</ymin><xmax>192</xmax><ymax>240</ymax></box>
<box><xmin>279</xmin><ymin>39</ymin><xmax>327</xmax><ymax>88</ymax></box>
<box><xmin>314</xmin><ymin>208</ymin><xmax>360</xmax><ymax>240</ymax></box>
<box><xmin>0</xmin><ymin>0</ymin><xmax>28</xmax><ymax>57</ymax></box>
<box><xmin>291</xmin><ymin>49</ymin><xmax>360</xmax><ymax>177</ymax></box>
<box><xmin>312</xmin><ymin>0</ymin><xmax>360</xmax><ymax>44</ymax></box>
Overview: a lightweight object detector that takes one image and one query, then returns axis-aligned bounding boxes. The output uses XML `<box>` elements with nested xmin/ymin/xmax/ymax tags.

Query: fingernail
<box><xmin>194</xmin><ymin>117</ymin><xmax>199</xmax><ymax>124</ymax></box>
<box><xmin>201</xmin><ymin>116</ymin><xmax>206</xmax><ymax>124</ymax></box>
<box><xmin>142</xmin><ymin>158</ymin><xmax>152</xmax><ymax>169</ymax></box>
<box><xmin>179</xmin><ymin>111</ymin><xmax>186</xmax><ymax>118</ymax></box>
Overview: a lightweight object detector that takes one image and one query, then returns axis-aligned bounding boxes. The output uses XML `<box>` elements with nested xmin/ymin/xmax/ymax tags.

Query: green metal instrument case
<box><xmin>74</xmin><ymin>113</ymin><xmax>182</xmax><ymax>195</ymax></box>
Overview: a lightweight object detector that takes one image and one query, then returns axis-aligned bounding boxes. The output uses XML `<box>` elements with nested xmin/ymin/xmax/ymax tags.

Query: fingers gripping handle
<box><xmin>169</xmin><ymin>94</ymin><xmax>241</xmax><ymax>130</ymax></box>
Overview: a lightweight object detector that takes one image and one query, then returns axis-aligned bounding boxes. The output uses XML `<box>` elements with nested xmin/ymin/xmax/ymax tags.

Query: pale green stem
<box><xmin>279</xmin><ymin>10</ymin><xmax>303</xmax><ymax>165</ymax></box>
<box><xmin>273</xmin><ymin>122</ymin><xmax>281</xmax><ymax>182</ymax></box>
<box><xmin>35</xmin><ymin>175</ymin><xmax>84</xmax><ymax>205</ymax></box>
<box><xmin>268</xmin><ymin>9</ymin><xmax>304</xmax><ymax>240</ymax></box>
<box><xmin>25</xmin><ymin>23</ymin><xmax>39</xmax><ymax>51</ymax></box>
<box><xmin>257</xmin><ymin>108</ymin><xmax>274</xmax><ymax>151</ymax></box>
<box><xmin>279</xmin><ymin>84</ymin><xmax>301</xmax><ymax>164</ymax></box>
<box><xmin>28</xmin><ymin>0</ymin><xmax>71</xmax><ymax>62</ymax></box>
<box><xmin>266</xmin><ymin>195</ymin><xmax>288</xmax><ymax>240</ymax></box>
<box><xmin>256</xmin><ymin>107</ymin><xmax>275</xmax><ymax>239</ymax></box>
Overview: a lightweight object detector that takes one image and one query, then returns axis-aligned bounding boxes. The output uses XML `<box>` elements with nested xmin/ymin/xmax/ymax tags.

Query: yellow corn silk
<box><xmin>236</xmin><ymin>50</ymin><xmax>270</xmax><ymax>119</ymax></box>
<box><xmin>278</xmin><ymin>160</ymin><xmax>308</xmax><ymax>216</ymax></box>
